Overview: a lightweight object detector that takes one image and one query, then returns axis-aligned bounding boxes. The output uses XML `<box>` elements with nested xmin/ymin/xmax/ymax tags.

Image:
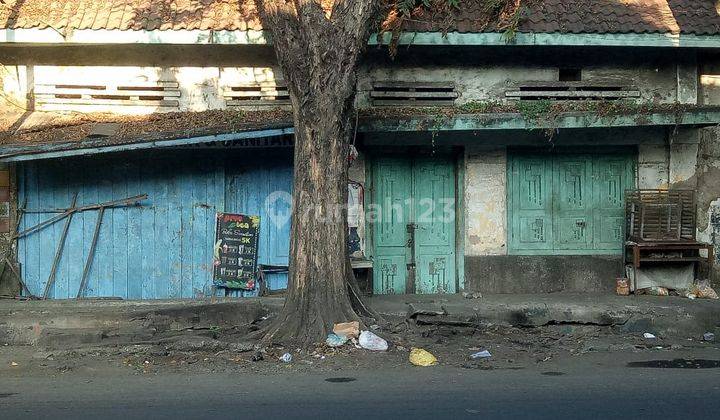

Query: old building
<box><xmin>1</xmin><ymin>0</ymin><xmax>720</xmax><ymax>299</ymax></box>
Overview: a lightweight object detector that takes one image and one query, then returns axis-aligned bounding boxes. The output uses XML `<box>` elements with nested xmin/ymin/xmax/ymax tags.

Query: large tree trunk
<box><xmin>264</xmin><ymin>99</ymin><xmax>357</xmax><ymax>344</ymax></box>
<box><xmin>256</xmin><ymin>0</ymin><xmax>381</xmax><ymax>346</ymax></box>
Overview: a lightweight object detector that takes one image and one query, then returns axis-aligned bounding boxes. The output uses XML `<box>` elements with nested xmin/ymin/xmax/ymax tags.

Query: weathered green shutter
<box><xmin>509</xmin><ymin>157</ymin><xmax>553</xmax><ymax>251</ymax></box>
<box><xmin>509</xmin><ymin>152</ymin><xmax>635</xmax><ymax>255</ymax></box>
<box><xmin>553</xmin><ymin>156</ymin><xmax>592</xmax><ymax>250</ymax></box>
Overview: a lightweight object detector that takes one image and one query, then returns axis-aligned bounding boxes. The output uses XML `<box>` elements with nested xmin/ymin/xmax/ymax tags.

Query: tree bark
<box><xmin>256</xmin><ymin>0</ymin><xmax>381</xmax><ymax>346</ymax></box>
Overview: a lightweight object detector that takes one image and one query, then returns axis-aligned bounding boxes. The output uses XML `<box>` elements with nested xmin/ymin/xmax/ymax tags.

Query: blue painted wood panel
<box><xmin>17</xmin><ymin>150</ymin><xmax>293</xmax><ymax>299</ymax></box>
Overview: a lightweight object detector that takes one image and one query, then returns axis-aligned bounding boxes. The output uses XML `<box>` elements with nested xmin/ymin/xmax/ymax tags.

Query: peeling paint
<box><xmin>465</xmin><ymin>147</ymin><xmax>506</xmax><ymax>256</ymax></box>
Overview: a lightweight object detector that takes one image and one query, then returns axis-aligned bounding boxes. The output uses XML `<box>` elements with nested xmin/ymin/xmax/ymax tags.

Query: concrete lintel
<box><xmin>360</xmin><ymin>109</ymin><xmax>720</xmax><ymax>133</ymax></box>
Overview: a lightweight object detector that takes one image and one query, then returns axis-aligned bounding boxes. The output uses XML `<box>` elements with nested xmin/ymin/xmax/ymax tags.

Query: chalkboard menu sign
<box><xmin>213</xmin><ymin>213</ymin><xmax>260</xmax><ymax>290</ymax></box>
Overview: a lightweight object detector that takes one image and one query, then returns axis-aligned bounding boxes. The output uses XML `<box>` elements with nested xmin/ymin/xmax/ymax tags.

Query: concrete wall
<box><xmin>1</xmin><ymin>44</ymin><xmax>694</xmax><ymax>114</ymax></box>
<box><xmin>464</xmin><ymin>146</ymin><xmax>507</xmax><ymax>256</ymax></box>
<box><xmin>460</xmin><ymin>126</ymin><xmax>709</xmax><ymax>294</ymax></box>
<box><xmin>696</xmin><ymin>128</ymin><xmax>720</xmax><ymax>287</ymax></box>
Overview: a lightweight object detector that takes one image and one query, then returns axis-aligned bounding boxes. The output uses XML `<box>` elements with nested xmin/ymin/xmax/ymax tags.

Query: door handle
<box><xmin>576</xmin><ymin>220</ymin><xmax>586</xmax><ymax>228</ymax></box>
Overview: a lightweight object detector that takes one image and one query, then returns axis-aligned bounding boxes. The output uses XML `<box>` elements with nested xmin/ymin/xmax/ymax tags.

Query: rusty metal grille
<box><xmin>625</xmin><ymin>189</ymin><xmax>696</xmax><ymax>242</ymax></box>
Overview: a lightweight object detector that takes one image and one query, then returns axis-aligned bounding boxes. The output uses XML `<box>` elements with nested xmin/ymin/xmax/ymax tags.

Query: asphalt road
<box><xmin>2</xmin><ymin>353</ymin><xmax>720</xmax><ymax>419</ymax></box>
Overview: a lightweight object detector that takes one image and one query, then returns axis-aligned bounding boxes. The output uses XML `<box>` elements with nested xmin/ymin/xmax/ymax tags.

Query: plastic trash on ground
<box><xmin>409</xmin><ymin>348</ymin><xmax>438</xmax><ymax>366</ymax></box>
<box><xmin>280</xmin><ymin>353</ymin><xmax>292</xmax><ymax>363</ymax></box>
<box><xmin>693</xmin><ymin>281</ymin><xmax>719</xmax><ymax>300</ymax></box>
<box><xmin>643</xmin><ymin>333</ymin><xmax>657</xmax><ymax>339</ymax></box>
<box><xmin>470</xmin><ymin>350</ymin><xmax>492</xmax><ymax>359</ymax></box>
<box><xmin>639</xmin><ymin>286</ymin><xmax>669</xmax><ymax>296</ymax></box>
<box><xmin>704</xmin><ymin>332</ymin><xmax>716</xmax><ymax>342</ymax></box>
<box><xmin>358</xmin><ymin>330</ymin><xmax>388</xmax><ymax>351</ymax></box>
<box><xmin>326</xmin><ymin>333</ymin><xmax>348</xmax><ymax>348</ymax></box>
<box><xmin>333</xmin><ymin>321</ymin><xmax>360</xmax><ymax>339</ymax></box>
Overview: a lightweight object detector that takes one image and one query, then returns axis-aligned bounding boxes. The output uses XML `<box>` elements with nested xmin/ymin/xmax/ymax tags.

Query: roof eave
<box><xmin>3</xmin><ymin>29</ymin><xmax>720</xmax><ymax>49</ymax></box>
<box><xmin>359</xmin><ymin>108</ymin><xmax>720</xmax><ymax>132</ymax></box>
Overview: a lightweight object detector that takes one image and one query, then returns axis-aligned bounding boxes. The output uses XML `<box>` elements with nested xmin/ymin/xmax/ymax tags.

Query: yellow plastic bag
<box><xmin>409</xmin><ymin>348</ymin><xmax>438</xmax><ymax>367</ymax></box>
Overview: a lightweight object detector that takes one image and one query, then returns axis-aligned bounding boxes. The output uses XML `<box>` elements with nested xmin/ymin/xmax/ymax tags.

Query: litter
<box><xmin>10</xmin><ymin>362</ymin><xmax>18</xmax><ymax>367</ymax></box>
<box><xmin>704</xmin><ymin>332</ymin><xmax>716</xmax><ymax>342</ymax></box>
<box><xmin>462</xmin><ymin>292</ymin><xmax>482</xmax><ymax>299</ymax></box>
<box><xmin>280</xmin><ymin>353</ymin><xmax>292</xmax><ymax>363</ymax></box>
<box><xmin>358</xmin><ymin>330</ymin><xmax>388</xmax><ymax>351</ymax></box>
<box><xmin>409</xmin><ymin>348</ymin><xmax>438</xmax><ymax>366</ymax></box>
<box><xmin>643</xmin><ymin>333</ymin><xmax>657</xmax><ymax>339</ymax></box>
<box><xmin>333</xmin><ymin>321</ymin><xmax>360</xmax><ymax>339</ymax></box>
<box><xmin>638</xmin><ymin>286</ymin><xmax>669</xmax><ymax>296</ymax></box>
<box><xmin>693</xmin><ymin>281</ymin><xmax>719</xmax><ymax>300</ymax></box>
<box><xmin>470</xmin><ymin>350</ymin><xmax>492</xmax><ymax>359</ymax></box>
<box><xmin>615</xmin><ymin>278</ymin><xmax>630</xmax><ymax>296</ymax></box>
<box><xmin>326</xmin><ymin>333</ymin><xmax>348</xmax><ymax>348</ymax></box>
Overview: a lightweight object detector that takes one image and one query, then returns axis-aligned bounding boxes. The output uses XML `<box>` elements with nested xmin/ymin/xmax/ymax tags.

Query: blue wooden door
<box><xmin>17</xmin><ymin>150</ymin><xmax>293</xmax><ymax>299</ymax></box>
<box><xmin>225</xmin><ymin>152</ymin><xmax>293</xmax><ymax>292</ymax></box>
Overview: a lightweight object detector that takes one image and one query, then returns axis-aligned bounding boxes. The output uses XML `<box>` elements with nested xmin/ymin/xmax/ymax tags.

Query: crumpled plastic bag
<box><xmin>325</xmin><ymin>333</ymin><xmax>348</xmax><ymax>348</ymax></box>
<box><xmin>638</xmin><ymin>286</ymin><xmax>669</xmax><ymax>296</ymax></box>
<box><xmin>409</xmin><ymin>348</ymin><xmax>438</xmax><ymax>366</ymax></box>
<box><xmin>358</xmin><ymin>330</ymin><xmax>388</xmax><ymax>351</ymax></box>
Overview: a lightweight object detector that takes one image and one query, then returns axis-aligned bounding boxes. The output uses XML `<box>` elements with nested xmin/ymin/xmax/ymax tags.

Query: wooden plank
<box><xmin>226</xmin><ymin>99</ymin><xmax>291</xmax><ymax>106</ymax></box>
<box><xmin>509</xmin><ymin>80</ymin><xmax>635</xmax><ymax>88</ymax></box>
<box><xmin>223</xmin><ymin>90</ymin><xmax>288</xmax><ymax>98</ymax></box>
<box><xmin>96</xmin><ymin>170</ymin><xmax>114</xmax><ymax>298</ymax></box>
<box><xmin>154</xmin><ymin>160</ymin><xmax>170</xmax><ymax>298</ymax></box>
<box><xmin>180</xmin><ymin>166</ymin><xmax>194</xmax><ymax>299</ymax></box>
<box><xmin>111</xmin><ymin>163</ymin><xmax>129</xmax><ymax>299</ymax></box>
<box><xmin>370</xmin><ymin>91</ymin><xmax>459</xmax><ymax>99</ymax></box>
<box><xmin>166</xmin><ymin>163</ymin><xmax>182</xmax><ymax>299</ymax></box>
<box><xmin>36</xmin><ymin>98</ymin><xmax>180</xmax><ymax>107</ymax></box>
<box><xmin>66</xmin><ymin>165</ymin><xmax>85</xmax><ymax>299</ymax></box>
<box><xmin>372</xmin><ymin>81</ymin><xmax>455</xmax><ymax>89</ymax></box>
<box><xmin>77</xmin><ymin>206</ymin><xmax>105</xmax><ymax>299</ymax></box>
<box><xmin>80</xmin><ymin>166</ymin><xmax>99</xmax><ymax>297</ymax></box>
<box><xmin>41</xmin><ymin>184</ymin><xmax>74</xmax><ymax>299</ymax></box>
<box><xmin>191</xmin><ymin>167</ymin><xmax>208</xmax><ymax>298</ymax></box>
<box><xmin>140</xmin><ymin>161</ymin><xmax>155</xmax><ymax>299</ymax></box>
<box><xmin>126</xmin><ymin>160</ymin><xmax>143</xmax><ymax>300</ymax></box>
<box><xmin>506</xmin><ymin>90</ymin><xmax>640</xmax><ymax>98</ymax></box>
<box><xmin>34</xmin><ymin>81</ymin><xmax>180</xmax><ymax>89</ymax></box>
<box><xmin>34</xmin><ymin>88</ymin><xmax>181</xmax><ymax>97</ymax></box>
<box><xmin>371</xmin><ymin>100</ymin><xmax>456</xmax><ymax>106</ymax></box>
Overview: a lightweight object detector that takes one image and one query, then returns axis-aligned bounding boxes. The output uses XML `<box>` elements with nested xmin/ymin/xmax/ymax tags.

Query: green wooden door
<box><xmin>593</xmin><ymin>156</ymin><xmax>633</xmax><ymax>250</ymax></box>
<box><xmin>372</xmin><ymin>156</ymin><xmax>456</xmax><ymax>295</ymax></box>
<box><xmin>372</xmin><ymin>158</ymin><xmax>411</xmax><ymax>295</ymax></box>
<box><xmin>509</xmin><ymin>152</ymin><xmax>634</xmax><ymax>255</ymax></box>
<box><xmin>553</xmin><ymin>156</ymin><xmax>592</xmax><ymax>250</ymax></box>
<box><xmin>413</xmin><ymin>158</ymin><xmax>456</xmax><ymax>294</ymax></box>
<box><xmin>509</xmin><ymin>157</ymin><xmax>553</xmax><ymax>251</ymax></box>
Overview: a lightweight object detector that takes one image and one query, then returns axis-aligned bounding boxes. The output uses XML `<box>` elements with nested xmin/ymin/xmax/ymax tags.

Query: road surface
<box><xmin>2</xmin><ymin>351</ymin><xmax>720</xmax><ymax>419</ymax></box>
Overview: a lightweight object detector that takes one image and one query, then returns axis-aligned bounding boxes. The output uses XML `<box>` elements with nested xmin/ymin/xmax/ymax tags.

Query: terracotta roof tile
<box><xmin>0</xmin><ymin>0</ymin><xmax>719</xmax><ymax>35</ymax></box>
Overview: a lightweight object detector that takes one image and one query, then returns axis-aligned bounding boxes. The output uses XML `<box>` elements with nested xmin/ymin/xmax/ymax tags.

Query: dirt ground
<box><xmin>2</xmin><ymin>314</ymin><xmax>718</xmax><ymax>378</ymax></box>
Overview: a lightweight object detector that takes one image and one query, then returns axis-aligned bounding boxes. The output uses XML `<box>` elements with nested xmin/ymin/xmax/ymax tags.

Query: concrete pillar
<box><xmin>464</xmin><ymin>146</ymin><xmax>507</xmax><ymax>256</ymax></box>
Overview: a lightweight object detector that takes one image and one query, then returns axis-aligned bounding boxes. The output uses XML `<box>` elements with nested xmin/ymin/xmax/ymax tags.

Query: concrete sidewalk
<box><xmin>369</xmin><ymin>293</ymin><xmax>720</xmax><ymax>337</ymax></box>
<box><xmin>1</xmin><ymin>293</ymin><xmax>718</xmax><ymax>347</ymax></box>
